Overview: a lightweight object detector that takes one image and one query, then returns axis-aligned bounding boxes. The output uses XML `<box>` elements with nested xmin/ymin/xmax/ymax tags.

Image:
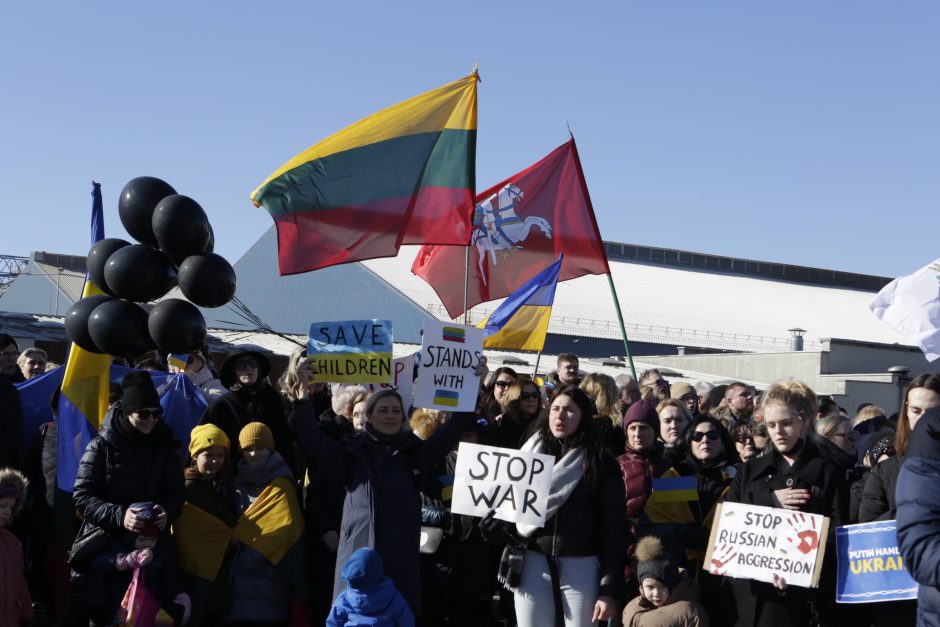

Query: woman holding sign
<box><xmin>293</xmin><ymin>388</ymin><xmax>475</xmax><ymax>617</ymax></box>
<box><xmin>722</xmin><ymin>380</ymin><xmax>846</xmax><ymax>627</ymax></box>
<box><xmin>484</xmin><ymin>385</ymin><xmax>628</xmax><ymax>627</ymax></box>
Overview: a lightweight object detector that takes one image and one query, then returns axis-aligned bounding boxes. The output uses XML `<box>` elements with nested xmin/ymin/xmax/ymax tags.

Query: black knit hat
<box><xmin>636</xmin><ymin>536</ymin><xmax>680</xmax><ymax>590</ymax></box>
<box><xmin>120</xmin><ymin>370</ymin><xmax>161</xmax><ymax>414</ymax></box>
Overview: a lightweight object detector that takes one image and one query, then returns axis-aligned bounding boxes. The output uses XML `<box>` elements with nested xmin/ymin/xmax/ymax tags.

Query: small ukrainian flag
<box><xmin>478</xmin><ymin>255</ymin><xmax>562</xmax><ymax>351</ymax></box>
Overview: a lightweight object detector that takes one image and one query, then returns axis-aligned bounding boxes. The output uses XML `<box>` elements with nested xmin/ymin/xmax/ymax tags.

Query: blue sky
<box><xmin>2</xmin><ymin>2</ymin><xmax>937</xmax><ymax>279</ymax></box>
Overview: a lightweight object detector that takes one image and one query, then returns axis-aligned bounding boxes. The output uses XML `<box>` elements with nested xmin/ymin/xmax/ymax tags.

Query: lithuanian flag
<box><xmin>251</xmin><ymin>73</ymin><xmax>478</xmax><ymax>275</ymax></box>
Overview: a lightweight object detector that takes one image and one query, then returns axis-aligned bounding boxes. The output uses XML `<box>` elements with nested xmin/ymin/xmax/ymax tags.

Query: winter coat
<box><xmin>0</xmin><ymin>527</ymin><xmax>32</xmax><ymax>626</ymax></box>
<box><xmin>294</xmin><ymin>412</ymin><xmax>475</xmax><ymax>614</ymax></box>
<box><xmin>0</xmin><ymin>378</ymin><xmax>23</xmax><ymax>468</ymax></box>
<box><xmin>72</xmin><ymin>410</ymin><xmax>185</xmax><ymax>536</ymax></box>
<box><xmin>528</xmin><ymin>454</ymin><xmax>629</xmax><ymax>599</ymax></box>
<box><xmin>200</xmin><ymin>383</ymin><xmax>297</xmax><ymax>476</ymax></box>
<box><xmin>71</xmin><ymin>534</ymin><xmax>186</xmax><ymax>624</ymax></box>
<box><xmin>722</xmin><ymin>437</ymin><xmax>846</xmax><ymax>627</ymax></box>
<box><xmin>618</xmin><ymin>442</ymin><xmax>669</xmax><ymax>520</ymax></box>
<box><xmin>858</xmin><ymin>454</ymin><xmax>902</xmax><ymax>523</ymax></box>
<box><xmin>187</xmin><ymin>364</ymin><xmax>226</xmax><ymax>402</ymax></box>
<box><xmin>896</xmin><ymin>406</ymin><xmax>940</xmax><ymax>626</ymax></box>
<box><xmin>622</xmin><ymin>572</ymin><xmax>708</xmax><ymax>627</ymax></box>
<box><xmin>183</xmin><ymin>467</ymin><xmax>237</xmax><ymax>526</ymax></box>
<box><xmin>709</xmin><ymin>406</ymin><xmax>752</xmax><ymax>431</ymax></box>
<box><xmin>594</xmin><ymin>415</ymin><xmax>627</xmax><ymax>461</ymax></box>
<box><xmin>227</xmin><ymin>453</ymin><xmax>296</xmax><ymax>623</ymax></box>
<box><xmin>327</xmin><ymin>548</ymin><xmax>415</xmax><ymax>627</ymax></box>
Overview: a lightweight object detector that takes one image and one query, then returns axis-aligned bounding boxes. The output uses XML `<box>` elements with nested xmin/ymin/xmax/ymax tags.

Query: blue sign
<box><xmin>835</xmin><ymin>520</ymin><xmax>917</xmax><ymax>603</ymax></box>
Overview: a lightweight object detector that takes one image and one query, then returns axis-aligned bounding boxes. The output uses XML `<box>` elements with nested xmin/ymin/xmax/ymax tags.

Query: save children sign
<box><xmin>307</xmin><ymin>320</ymin><xmax>393</xmax><ymax>383</ymax></box>
<box><xmin>450</xmin><ymin>442</ymin><xmax>555</xmax><ymax>527</ymax></box>
<box><xmin>835</xmin><ymin>521</ymin><xmax>917</xmax><ymax>603</ymax></box>
<box><xmin>704</xmin><ymin>502</ymin><xmax>829</xmax><ymax>588</ymax></box>
<box><xmin>413</xmin><ymin>319</ymin><xmax>485</xmax><ymax>412</ymax></box>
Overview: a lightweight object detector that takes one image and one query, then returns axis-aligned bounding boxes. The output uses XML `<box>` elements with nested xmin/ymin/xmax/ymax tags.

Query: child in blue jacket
<box><xmin>327</xmin><ymin>547</ymin><xmax>414</xmax><ymax>627</ymax></box>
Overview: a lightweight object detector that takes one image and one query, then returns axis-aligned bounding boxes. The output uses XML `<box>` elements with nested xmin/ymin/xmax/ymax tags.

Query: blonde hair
<box><xmin>580</xmin><ymin>372</ymin><xmax>622</xmax><ymax>426</ymax></box>
<box><xmin>656</xmin><ymin>398</ymin><xmax>693</xmax><ymax>423</ymax></box>
<box><xmin>756</xmin><ymin>380</ymin><xmax>817</xmax><ymax>425</ymax></box>
<box><xmin>816</xmin><ymin>414</ymin><xmax>849</xmax><ymax>438</ymax></box>
<box><xmin>853</xmin><ymin>405</ymin><xmax>886</xmax><ymax>428</ymax></box>
<box><xmin>278</xmin><ymin>348</ymin><xmax>311</xmax><ymax>402</ymax></box>
<box><xmin>410</xmin><ymin>409</ymin><xmax>446</xmax><ymax>439</ymax></box>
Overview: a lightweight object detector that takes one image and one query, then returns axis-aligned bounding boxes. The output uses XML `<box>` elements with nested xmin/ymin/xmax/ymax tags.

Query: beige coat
<box><xmin>622</xmin><ymin>573</ymin><xmax>709</xmax><ymax>627</ymax></box>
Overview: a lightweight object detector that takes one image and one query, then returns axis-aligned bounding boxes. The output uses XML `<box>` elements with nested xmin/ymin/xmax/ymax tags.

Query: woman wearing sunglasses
<box><xmin>481</xmin><ymin>377</ymin><xmax>542</xmax><ymax>449</ymax></box>
<box><xmin>71</xmin><ymin>370</ymin><xmax>185</xmax><ymax>624</ymax></box>
<box><xmin>721</xmin><ymin>380</ymin><xmax>846</xmax><ymax>627</ymax></box>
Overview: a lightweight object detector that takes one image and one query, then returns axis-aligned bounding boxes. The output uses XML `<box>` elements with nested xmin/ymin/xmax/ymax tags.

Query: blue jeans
<box><xmin>514</xmin><ymin>550</ymin><xmax>600</xmax><ymax>627</ymax></box>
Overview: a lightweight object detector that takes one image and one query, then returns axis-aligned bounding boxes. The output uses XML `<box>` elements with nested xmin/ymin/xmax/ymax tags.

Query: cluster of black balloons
<box><xmin>65</xmin><ymin>176</ymin><xmax>237</xmax><ymax>358</ymax></box>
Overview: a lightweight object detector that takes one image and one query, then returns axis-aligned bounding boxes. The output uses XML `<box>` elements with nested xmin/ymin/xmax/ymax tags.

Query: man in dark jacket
<box><xmin>200</xmin><ymin>348</ymin><xmax>297</xmax><ymax>475</ymax></box>
<box><xmin>896</xmin><ymin>405</ymin><xmax>940</xmax><ymax>627</ymax></box>
<box><xmin>0</xmin><ymin>377</ymin><xmax>23</xmax><ymax>468</ymax></box>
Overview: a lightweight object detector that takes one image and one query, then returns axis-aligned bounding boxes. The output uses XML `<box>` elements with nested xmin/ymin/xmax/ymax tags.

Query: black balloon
<box><xmin>86</xmin><ymin>238</ymin><xmax>131</xmax><ymax>296</ymax></box>
<box><xmin>177</xmin><ymin>253</ymin><xmax>236</xmax><ymax>308</ymax></box>
<box><xmin>87</xmin><ymin>299</ymin><xmax>154</xmax><ymax>357</ymax></box>
<box><xmin>64</xmin><ymin>295</ymin><xmax>115</xmax><ymax>353</ymax></box>
<box><xmin>152</xmin><ymin>194</ymin><xmax>212</xmax><ymax>265</ymax></box>
<box><xmin>118</xmin><ymin>177</ymin><xmax>177</xmax><ymax>246</ymax></box>
<box><xmin>206</xmin><ymin>225</ymin><xmax>215</xmax><ymax>254</ymax></box>
<box><xmin>148</xmin><ymin>299</ymin><xmax>207</xmax><ymax>354</ymax></box>
<box><xmin>103</xmin><ymin>244</ymin><xmax>177</xmax><ymax>302</ymax></box>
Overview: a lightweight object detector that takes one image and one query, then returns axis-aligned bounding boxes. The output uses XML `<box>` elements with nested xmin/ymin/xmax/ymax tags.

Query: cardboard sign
<box><xmin>704</xmin><ymin>502</ymin><xmax>829</xmax><ymax>588</ymax></box>
<box><xmin>451</xmin><ymin>442</ymin><xmax>555</xmax><ymax>527</ymax></box>
<box><xmin>307</xmin><ymin>320</ymin><xmax>392</xmax><ymax>383</ymax></box>
<box><xmin>835</xmin><ymin>521</ymin><xmax>917</xmax><ymax>603</ymax></box>
<box><xmin>413</xmin><ymin>319</ymin><xmax>484</xmax><ymax>412</ymax></box>
<box><xmin>364</xmin><ymin>353</ymin><xmax>415</xmax><ymax>410</ymax></box>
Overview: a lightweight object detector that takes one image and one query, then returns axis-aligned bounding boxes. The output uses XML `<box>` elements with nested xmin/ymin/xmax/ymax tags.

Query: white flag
<box><xmin>870</xmin><ymin>259</ymin><xmax>940</xmax><ymax>361</ymax></box>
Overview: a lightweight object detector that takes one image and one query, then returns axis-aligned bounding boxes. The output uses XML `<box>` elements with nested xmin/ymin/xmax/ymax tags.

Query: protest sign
<box><xmin>364</xmin><ymin>353</ymin><xmax>415</xmax><ymax>410</ymax></box>
<box><xmin>704</xmin><ymin>502</ymin><xmax>828</xmax><ymax>588</ymax></box>
<box><xmin>835</xmin><ymin>520</ymin><xmax>917</xmax><ymax>603</ymax></box>
<box><xmin>307</xmin><ymin>320</ymin><xmax>392</xmax><ymax>383</ymax></box>
<box><xmin>413</xmin><ymin>319</ymin><xmax>484</xmax><ymax>411</ymax></box>
<box><xmin>451</xmin><ymin>442</ymin><xmax>555</xmax><ymax>527</ymax></box>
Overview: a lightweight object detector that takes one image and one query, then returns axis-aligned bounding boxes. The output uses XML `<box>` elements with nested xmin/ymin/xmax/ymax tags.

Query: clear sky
<box><xmin>2</xmin><ymin>2</ymin><xmax>937</xmax><ymax>279</ymax></box>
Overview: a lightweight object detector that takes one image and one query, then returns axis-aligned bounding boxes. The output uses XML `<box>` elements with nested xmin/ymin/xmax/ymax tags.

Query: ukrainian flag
<box><xmin>477</xmin><ymin>256</ymin><xmax>562</xmax><ymax>351</ymax></box>
<box><xmin>56</xmin><ymin>183</ymin><xmax>113</xmax><ymax>493</ymax></box>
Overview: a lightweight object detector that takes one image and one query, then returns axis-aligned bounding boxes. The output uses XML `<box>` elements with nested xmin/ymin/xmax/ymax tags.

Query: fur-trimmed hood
<box><xmin>0</xmin><ymin>467</ymin><xmax>28</xmax><ymax>517</ymax></box>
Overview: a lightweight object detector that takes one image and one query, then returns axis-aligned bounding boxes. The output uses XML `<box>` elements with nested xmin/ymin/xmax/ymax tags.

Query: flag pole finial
<box><xmin>566</xmin><ymin>121</ymin><xmax>573</xmax><ymax>140</ymax></box>
<box><xmin>472</xmin><ymin>64</ymin><xmax>482</xmax><ymax>82</ymax></box>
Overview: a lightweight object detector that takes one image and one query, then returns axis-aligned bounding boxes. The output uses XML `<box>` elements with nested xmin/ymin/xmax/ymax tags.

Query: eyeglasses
<box><xmin>691</xmin><ymin>430</ymin><xmax>720</xmax><ymax>442</ymax></box>
<box><xmin>0</xmin><ymin>350</ymin><xmax>17</xmax><ymax>359</ymax></box>
<box><xmin>654</xmin><ymin>379</ymin><xmax>669</xmax><ymax>387</ymax></box>
<box><xmin>234</xmin><ymin>359</ymin><xmax>259</xmax><ymax>371</ymax></box>
<box><xmin>734</xmin><ymin>435</ymin><xmax>755</xmax><ymax>444</ymax></box>
<box><xmin>831</xmin><ymin>431</ymin><xmax>858</xmax><ymax>441</ymax></box>
<box><xmin>520</xmin><ymin>392</ymin><xmax>539</xmax><ymax>400</ymax></box>
<box><xmin>494</xmin><ymin>380</ymin><xmax>514</xmax><ymax>388</ymax></box>
<box><xmin>135</xmin><ymin>408</ymin><xmax>163</xmax><ymax>421</ymax></box>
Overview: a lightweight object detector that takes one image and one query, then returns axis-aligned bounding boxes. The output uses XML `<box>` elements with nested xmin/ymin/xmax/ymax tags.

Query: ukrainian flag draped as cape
<box><xmin>477</xmin><ymin>255</ymin><xmax>562</xmax><ymax>351</ymax></box>
<box><xmin>174</xmin><ymin>477</ymin><xmax>310</xmax><ymax>626</ymax></box>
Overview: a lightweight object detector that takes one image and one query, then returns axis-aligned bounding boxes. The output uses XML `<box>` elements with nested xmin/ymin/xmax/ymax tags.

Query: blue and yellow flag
<box><xmin>477</xmin><ymin>255</ymin><xmax>562</xmax><ymax>351</ymax></box>
<box><xmin>56</xmin><ymin>183</ymin><xmax>113</xmax><ymax>492</ymax></box>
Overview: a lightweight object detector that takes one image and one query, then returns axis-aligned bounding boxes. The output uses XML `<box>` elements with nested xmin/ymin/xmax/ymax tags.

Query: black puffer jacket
<box><xmin>528</xmin><ymin>454</ymin><xmax>628</xmax><ymax>598</ymax></box>
<box><xmin>73</xmin><ymin>409</ymin><xmax>185</xmax><ymax>535</ymax></box>
<box><xmin>0</xmin><ymin>378</ymin><xmax>23</xmax><ymax>468</ymax></box>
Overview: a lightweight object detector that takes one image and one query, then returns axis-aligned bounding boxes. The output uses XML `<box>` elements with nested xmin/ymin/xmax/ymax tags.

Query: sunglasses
<box><xmin>734</xmin><ymin>435</ymin><xmax>755</xmax><ymax>444</ymax></box>
<box><xmin>234</xmin><ymin>359</ymin><xmax>259</xmax><ymax>371</ymax></box>
<box><xmin>520</xmin><ymin>392</ymin><xmax>539</xmax><ymax>400</ymax></box>
<box><xmin>494</xmin><ymin>380</ymin><xmax>514</xmax><ymax>388</ymax></box>
<box><xmin>691</xmin><ymin>430</ymin><xmax>720</xmax><ymax>443</ymax></box>
<box><xmin>135</xmin><ymin>408</ymin><xmax>163</xmax><ymax>421</ymax></box>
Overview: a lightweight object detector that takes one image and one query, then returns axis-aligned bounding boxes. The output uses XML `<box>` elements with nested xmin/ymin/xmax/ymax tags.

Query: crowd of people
<box><xmin>0</xmin><ymin>331</ymin><xmax>938</xmax><ymax>626</ymax></box>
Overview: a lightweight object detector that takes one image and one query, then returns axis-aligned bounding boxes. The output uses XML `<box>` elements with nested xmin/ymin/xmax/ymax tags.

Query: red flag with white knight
<box><xmin>412</xmin><ymin>138</ymin><xmax>609</xmax><ymax>318</ymax></box>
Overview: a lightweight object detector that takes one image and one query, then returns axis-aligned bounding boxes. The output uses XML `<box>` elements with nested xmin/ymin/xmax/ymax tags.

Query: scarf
<box><xmin>236</xmin><ymin>451</ymin><xmax>291</xmax><ymax>488</ymax></box>
<box><xmin>498</xmin><ymin>434</ymin><xmax>584</xmax><ymax>592</ymax></box>
<box><xmin>516</xmin><ymin>433</ymin><xmax>585</xmax><ymax>537</ymax></box>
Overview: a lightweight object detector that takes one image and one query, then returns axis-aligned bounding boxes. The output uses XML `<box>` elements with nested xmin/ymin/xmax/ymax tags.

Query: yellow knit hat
<box><xmin>238</xmin><ymin>422</ymin><xmax>275</xmax><ymax>451</ymax></box>
<box><xmin>188</xmin><ymin>424</ymin><xmax>231</xmax><ymax>457</ymax></box>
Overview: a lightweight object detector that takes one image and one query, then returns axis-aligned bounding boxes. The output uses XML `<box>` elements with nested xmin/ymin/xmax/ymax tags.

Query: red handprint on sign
<box><xmin>709</xmin><ymin>543</ymin><xmax>738</xmax><ymax>575</ymax></box>
<box><xmin>784</xmin><ymin>512</ymin><xmax>818</xmax><ymax>555</ymax></box>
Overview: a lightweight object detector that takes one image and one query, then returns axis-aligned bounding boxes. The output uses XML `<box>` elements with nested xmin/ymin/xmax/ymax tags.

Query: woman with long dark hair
<box><xmin>482</xmin><ymin>385</ymin><xmax>627</xmax><ymax>626</ymax></box>
<box><xmin>478</xmin><ymin>367</ymin><xmax>519</xmax><ymax>420</ymax></box>
<box><xmin>481</xmin><ymin>377</ymin><xmax>543</xmax><ymax>450</ymax></box>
